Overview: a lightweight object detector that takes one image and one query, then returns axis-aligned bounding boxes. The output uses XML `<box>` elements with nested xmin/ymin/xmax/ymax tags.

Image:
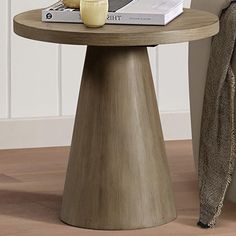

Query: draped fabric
<box><xmin>198</xmin><ymin>1</ymin><xmax>236</xmax><ymax>228</ymax></box>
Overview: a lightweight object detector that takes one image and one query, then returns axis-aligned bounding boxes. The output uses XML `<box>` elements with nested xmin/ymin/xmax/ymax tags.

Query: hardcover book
<box><xmin>42</xmin><ymin>0</ymin><xmax>184</xmax><ymax>26</ymax></box>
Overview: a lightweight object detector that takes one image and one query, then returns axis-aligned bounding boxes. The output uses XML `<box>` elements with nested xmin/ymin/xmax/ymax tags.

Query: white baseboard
<box><xmin>0</xmin><ymin>117</ymin><xmax>74</xmax><ymax>150</ymax></box>
<box><xmin>160</xmin><ymin>111</ymin><xmax>192</xmax><ymax>141</ymax></box>
<box><xmin>0</xmin><ymin>112</ymin><xmax>192</xmax><ymax>150</ymax></box>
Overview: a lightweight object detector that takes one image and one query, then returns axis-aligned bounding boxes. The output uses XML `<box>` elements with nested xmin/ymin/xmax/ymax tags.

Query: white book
<box><xmin>42</xmin><ymin>0</ymin><xmax>184</xmax><ymax>26</ymax></box>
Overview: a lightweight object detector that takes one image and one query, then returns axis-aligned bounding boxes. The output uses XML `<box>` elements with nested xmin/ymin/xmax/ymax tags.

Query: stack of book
<box><xmin>42</xmin><ymin>0</ymin><xmax>184</xmax><ymax>26</ymax></box>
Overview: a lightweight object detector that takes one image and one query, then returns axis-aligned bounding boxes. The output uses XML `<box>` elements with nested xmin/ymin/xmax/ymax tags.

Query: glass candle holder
<box><xmin>80</xmin><ymin>0</ymin><xmax>108</xmax><ymax>28</ymax></box>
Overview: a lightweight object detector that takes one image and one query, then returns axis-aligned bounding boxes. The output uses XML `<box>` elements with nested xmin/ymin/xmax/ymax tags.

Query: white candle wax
<box><xmin>80</xmin><ymin>0</ymin><xmax>108</xmax><ymax>28</ymax></box>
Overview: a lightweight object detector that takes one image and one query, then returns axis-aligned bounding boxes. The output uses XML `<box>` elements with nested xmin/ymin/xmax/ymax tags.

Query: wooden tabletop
<box><xmin>14</xmin><ymin>9</ymin><xmax>219</xmax><ymax>46</ymax></box>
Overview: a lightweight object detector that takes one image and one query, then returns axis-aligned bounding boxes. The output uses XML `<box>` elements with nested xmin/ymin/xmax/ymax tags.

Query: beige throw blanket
<box><xmin>198</xmin><ymin>2</ymin><xmax>236</xmax><ymax>228</ymax></box>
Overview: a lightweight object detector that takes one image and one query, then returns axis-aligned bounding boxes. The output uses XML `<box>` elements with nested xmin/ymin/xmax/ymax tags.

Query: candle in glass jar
<box><xmin>80</xmin><ymin>0</ymin><xmax>108</xmax><ymax>28</ymax></box>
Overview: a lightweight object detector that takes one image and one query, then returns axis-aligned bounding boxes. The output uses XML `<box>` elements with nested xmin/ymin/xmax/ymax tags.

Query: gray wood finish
<box><xmin>13</xmin><ymin>8</ymin><xmax>219</xmax><ymax>230</ymax></box>
<box><xmin>60</xmin><ymin>46</ymin><xmax>176</xmax><ymax>229</ymax></box>
<box><xmin>14</xmin><ymin>9</ymin><xmax>219</xmax><ymax>46</ymax></box>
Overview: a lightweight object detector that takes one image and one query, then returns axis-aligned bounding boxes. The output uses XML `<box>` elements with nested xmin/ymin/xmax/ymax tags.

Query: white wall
<box><xmin>0</xmin><ymin>0</ymin><xmax>192</xmax><ymax>149</ymax></box>
<box><xmin>0</xmin><ymin>0</ymin><xmax>9</xmax><ymax>119</ymax></box>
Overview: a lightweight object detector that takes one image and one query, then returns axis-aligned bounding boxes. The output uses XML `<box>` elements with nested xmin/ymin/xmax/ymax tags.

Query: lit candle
<box><xmin>80</xmin><ymin>0</ymin><xmax>108</xmax><ymax>28</ymax></box>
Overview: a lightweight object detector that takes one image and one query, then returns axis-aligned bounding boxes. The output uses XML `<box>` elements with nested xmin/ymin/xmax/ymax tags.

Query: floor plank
<box><xmin>0</xmin><ymin>141</ymin><xmax>235</xmax><ymax>235</ymax></box>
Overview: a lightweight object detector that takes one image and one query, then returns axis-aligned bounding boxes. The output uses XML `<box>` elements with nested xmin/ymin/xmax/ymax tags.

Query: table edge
<box><xmin>13</xmin><ymin>9</ymin><xmax>219</xmax><ymax>46</ymax></box>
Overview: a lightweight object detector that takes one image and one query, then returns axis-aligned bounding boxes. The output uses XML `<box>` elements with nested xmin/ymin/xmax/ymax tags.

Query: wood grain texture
<box><xmin>60</xmin><ymin>46</ymin><xmax>176</xmax><ymax>230</ymax></box>
<box><xmin>13</xmin><ymin>9</ymin><xmax>219</xmax><ymax>46</ymax></box>
<box><xmin>12</xmin><ymin>6</ymin><xmax>220</xmax><ymax>231</ymax></box>
<box><xmin>1</xmin><ymin>142</ymin><xmax>236</xmax><ymax>235</ymax></box>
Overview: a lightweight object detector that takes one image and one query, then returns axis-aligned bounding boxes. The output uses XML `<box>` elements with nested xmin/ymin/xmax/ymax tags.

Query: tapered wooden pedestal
<box><xmin>60</xmin><ymin>46</ymin><xmax>176</xmax><ymax>230</ymax></box>
<box><xmin>14</xmin><ymin>8</ymin><xmax>219</xmax><ymax>231</ymax></box>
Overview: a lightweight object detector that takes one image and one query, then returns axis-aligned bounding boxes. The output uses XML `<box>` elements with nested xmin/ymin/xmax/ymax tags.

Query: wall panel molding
<box><xmin>10</xmin><ymin>0</ymin><xmax>59</xmax><ymax>118</ymax></box>
<box><xmin>158</xmin><ymin>43</ymin><xmax>190</xmax><ymax>112</ymax></box>
<box><xmin>0</xmin><ymin>0</ymin><xmax>9</xmax><ymax>118</ymax></box>
<box><xmin>0</xmin><ymin>0</ymin><xmax>192</xmax><ymax>148</ymax></box>
<box><xmin>58</xmin><ymin>44</ymin><xmax>63</xmax><ymax>116</ymax></box>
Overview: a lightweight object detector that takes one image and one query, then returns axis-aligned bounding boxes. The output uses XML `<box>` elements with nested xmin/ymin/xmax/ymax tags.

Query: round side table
<box><xmin>14</xmin><ymin>9</ymin><xmax>219</xmax><ymax>230</ymax></box>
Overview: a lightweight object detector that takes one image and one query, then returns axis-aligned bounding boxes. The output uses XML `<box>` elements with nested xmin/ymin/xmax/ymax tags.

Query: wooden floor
<box><xmin>0</xmin><ymin>141</ymin><xmax>236</xmax><ymax>236</ymax></box>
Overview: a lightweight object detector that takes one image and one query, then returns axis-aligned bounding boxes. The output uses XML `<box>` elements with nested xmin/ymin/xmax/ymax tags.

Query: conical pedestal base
<box><xmin>60</xmin><ymin>46</ymin><xmax>176</xmax><ymax>230</ymax></box>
